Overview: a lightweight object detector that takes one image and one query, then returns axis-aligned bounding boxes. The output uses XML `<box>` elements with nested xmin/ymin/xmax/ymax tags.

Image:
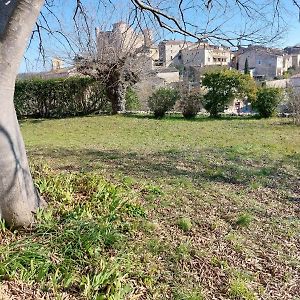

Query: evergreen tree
<box><xmin>244</xmin><ymin>58</ymin><xmax>250</xmax><ymax>75</ymax></box>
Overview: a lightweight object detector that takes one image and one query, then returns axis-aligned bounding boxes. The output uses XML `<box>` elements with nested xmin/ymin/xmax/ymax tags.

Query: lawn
<box><xmin>1</xmin><ymin>115</ymin><xmax>299</xmax><ymax>300</ymax></box>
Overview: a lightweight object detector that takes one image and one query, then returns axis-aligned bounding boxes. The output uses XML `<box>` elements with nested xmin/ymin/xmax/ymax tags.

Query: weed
<box><xmin>122</xmin><ymin>176</ymin><xmax>137</xmax><ymax>187</ymax></box>
<box><xmin>173</xmin><ymin>243</ymin><xmax>191</xmax><ymax>261</ymax></box>
<box><xmin>0</xmin><ymin>219</ymin><xmax>6</xmax><ymax>233</ymax></box>
<box><xmin>177</xmin><ymin>217</ymin><xmax>193</xmax><ymax>232</ymax></box>
<box><xmin>174</xmin><ymin>289</ymin><xmax>205</xmax><ymax>300</ymax></box>
<box><xmin>143</xmin><ymin>184</ymin><xmax>164</xmax><ymax>202</ymax></box>
<box><xmin>228</xmin><ymin>279</ymin><xmax>256</xmax><ymax>300</ymax></box>
<box><xmin>147</xmin><ymin>238</ymin><xmax>167</xmax><ymax>255</ymax></box>
<box><xmin>0</xmin><ymin>168</ymin><xmax>145</xmax><ymax>299</ymax></box>
<box><xmin>236</xmin><ymin>214</ymin><xmax>252</xmax><ymax>227</ymax></box>
<box><xmin>210</xmin><ymin>256</ymin><xmax>229</xmax><ymax>269</ymax></box>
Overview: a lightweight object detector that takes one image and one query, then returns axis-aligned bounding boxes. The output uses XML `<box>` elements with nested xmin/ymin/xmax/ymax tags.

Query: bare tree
<box><xmin>287</xmin><ymin>87</ymin><xmax>300</xmax><ymax>125</ymax></box>
<box><xmin>1</xmin><ymin>0</ymin><xmax>300</xmax><ymax>226</ymax></box>
<box><xmin>72</xmin><ymin>17</ymin><xmax>154</xmax><ymax>114</ymax></box>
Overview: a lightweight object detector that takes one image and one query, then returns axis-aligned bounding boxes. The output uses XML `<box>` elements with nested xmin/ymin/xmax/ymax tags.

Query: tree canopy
<box><xmin>202</xmin><ymin>69</ymin><xmax>257</xmax><ymax>117</ymax></box>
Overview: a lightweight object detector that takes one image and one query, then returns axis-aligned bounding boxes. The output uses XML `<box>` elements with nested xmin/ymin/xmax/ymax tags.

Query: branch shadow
<box><xmin>28</xmin><ymin>146</ymin><xmax>300</xmax><ymax>196</ymax></box>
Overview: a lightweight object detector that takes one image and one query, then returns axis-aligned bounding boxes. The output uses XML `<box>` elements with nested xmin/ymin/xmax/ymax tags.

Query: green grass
<box><xmin>177</xmin><ymin>217</ymin><xmax>193</xmax><ymax>232</ymax></box>
<box><xmin>0</xmin><ymin>115</ymin><xmax>299</xmax><ymax>299</ymax></box>
<box><xmin>228</xmin><ymin>279</ymin><xmax>256</xmax><ymax>300</ymax></box>
<box><xmin>236</xmin><ymin>213</ymin><xmax>253</xmax><ymax>227</ymax></box>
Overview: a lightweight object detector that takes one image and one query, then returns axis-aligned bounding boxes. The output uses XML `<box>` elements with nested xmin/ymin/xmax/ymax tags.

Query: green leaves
<box><xmin>0</xmin><ymin>167</ymin><xmax>146</xmax><ymax>299</ymax></box>
<box><xmin>202</xmin><ymin>69</ymin><xmax>257</xmax><ymax>117</ymax></box>
<box><xmin>14</xmin><ymin>77</ymin><xmax>108</xmax><ymax>118</ymax></box>
<box><xmin>252</xmin><ymin>87</ymin><xmax>283</xmax><ymax>118</ymax></box>
<box><xmin>148</xmin><ymin>87</ymin><xmax>180</xmax><ymax>118</ymax></box>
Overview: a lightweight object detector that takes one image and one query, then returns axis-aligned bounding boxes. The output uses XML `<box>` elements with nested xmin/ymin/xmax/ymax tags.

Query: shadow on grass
<box><xmin>19</xmin><ymin>118</ymin><xmax>46</xmax><ymax>125</ymax></box>
<box><xmin>122</xmin><ymin>113</ymin><xmax>260</xmax><ymax>122</ymax></box>
<box><xmin>28</xmin><ymin>146</ymin><xmax>300</xmax><ymax>195</ymax></box>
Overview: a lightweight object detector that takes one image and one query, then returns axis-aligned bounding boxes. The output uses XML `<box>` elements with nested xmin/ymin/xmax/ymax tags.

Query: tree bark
<box><xmin>107</xmin><ymin>82</ymin><xmax>126</xmax><ymax>114</ymax></box>
<box><xmin>0</xmin><ymin>0</ymin><xmax>45</xmax><ymax>227</ymax></box>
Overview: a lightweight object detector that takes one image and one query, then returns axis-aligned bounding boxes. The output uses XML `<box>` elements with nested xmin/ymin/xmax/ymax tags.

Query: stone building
<box><xmin>179</xmin><ymin>43</ymin><xmax>232</xmax><ymax>67</ymax></box>
<box><xmin>96</xmin><ymin>22</ymin><xmax>144</xmax><ymax>56</ymax></box>
<box><xmin>158</xmin><ymin>40</ymin><xmax>195</xmax><ymax>67</ymax></box>
<box><xmin>284</xmin><ymin>44</ymin><xmax>300</xmax><ymax>55</ymax></box>
<box><xmin>284</xmin><ymin>44</ymin><xmax>300</xmax><ymax>69</ymax></box>
<box><xmin>96</xmin><ymin>22</ymin><xmax>158</xmax><ymax>64</ymax></box>
<box><xmin>235</xmin><ymin>46</ymin><xmax>287</xmax><ymax>79</ymax></box>
<box><xmin>52</xmin><ymin>57</ymin><xmax>64</xmax><ymax>71</ymax></box>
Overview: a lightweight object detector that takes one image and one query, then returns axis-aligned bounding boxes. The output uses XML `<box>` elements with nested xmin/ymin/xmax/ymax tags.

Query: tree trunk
<box><xmin>0</xmin><ymin>0</ymin><xmax>45</xmax><ymax>227</ymax></box>
<box><xmin>107</xmin><ymin>82</ymin><xmax>126</xmax><ymax>114</ymax></box>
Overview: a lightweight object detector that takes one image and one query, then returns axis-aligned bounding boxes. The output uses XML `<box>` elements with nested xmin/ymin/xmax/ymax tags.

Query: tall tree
<box><xmin>0</xmin><ymin>0</ymin><xmax>45</xmax><ymax>227</ymax></box>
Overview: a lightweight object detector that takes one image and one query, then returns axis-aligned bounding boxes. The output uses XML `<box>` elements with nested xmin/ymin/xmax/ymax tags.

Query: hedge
<box><xmin>14</xmin><ymin>77</ymin><xmax>109</xmax><ymax>118</ymax></box>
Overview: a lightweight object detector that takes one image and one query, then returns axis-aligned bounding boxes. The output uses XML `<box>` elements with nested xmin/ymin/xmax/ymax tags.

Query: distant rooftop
<box><xmin>160</xmin><ymin>40</ymin><xmax>195</xmax><ymax>46</ymax></box>
<box><xmin>239</xmin><ymin>45</ymin><xmax>284</xmax><ymax>56</ymax></box>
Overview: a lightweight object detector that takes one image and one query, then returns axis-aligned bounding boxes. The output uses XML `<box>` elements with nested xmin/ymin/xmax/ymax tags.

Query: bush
<box><xmin>180</xmin><ymin>92</ymin><xmax>203</xmax><ymax>119</ymax></box>
<box><xmin>252</xmin><ymin>87</ymin><xmax>283</xmax><ymax>118</ymax></box>
<box><xmin>148</xmin><ymin>87</ymin><xmax>179</xmax><ymax>118</ymax></box>
<box><xmin>125</xmin><ymin>87</ymin><xmax>140</xmax><ymax>111</ymax></box>
<box><xmin>14</xmin><ymin>77</ymin><xmax>109</xmax><ymax>118</ymax></box>
<box><xmin>202</xmin><ymin>69</ymin><xmax>257</xmax><ymax>117</ymax></box>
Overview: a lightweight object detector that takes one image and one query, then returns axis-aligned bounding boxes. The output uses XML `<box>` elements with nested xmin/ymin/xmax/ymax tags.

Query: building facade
<box><xmin>235</xmin><ymin>46</ymin><xmax>286</xmax><ymax>79</ymax></box>
<box><xmin>158</xmin><ymin>40</ymin><xmax>195</xmax><ymax>67</ymax></box>
<box><xmin>96</xmin><ymin>22</ymin><xmax>157</xmax><ymax>58</ymax></box>
<box><xmin>179</xmin><ymin>43</ymin><xmax>232</xmax><ymax>67</ymax></box>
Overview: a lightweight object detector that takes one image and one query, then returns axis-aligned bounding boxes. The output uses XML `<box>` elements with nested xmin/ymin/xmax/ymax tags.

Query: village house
<box><xmin>179</xmin><ymin>42</ymin><xmax>232</xmax><ymax>67</ymax></box>
<box><xmin>234</xmin><ymin>45</ymin><xmax>287</xmax><ymax>79</ymax></box>
<box><xmin>284</xmin><ymin>44</ymin><xmax>300</xmax><ymax>69</ymax></box>
<box><xmin>158</xmin><ymin>40</ymin><xmax>195</xmax><ymax>67</ymax></box>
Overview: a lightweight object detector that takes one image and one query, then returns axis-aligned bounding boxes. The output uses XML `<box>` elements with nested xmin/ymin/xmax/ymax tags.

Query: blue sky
<box><xmin>20</xmin><ymin>0</ymin><xmax>300</xmax><ymax>73</ymax></box>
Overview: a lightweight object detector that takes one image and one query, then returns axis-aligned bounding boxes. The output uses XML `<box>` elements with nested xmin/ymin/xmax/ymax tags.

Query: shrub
<box><xmin>148</xmin><ymin>87</ymin><xmax>179</xmax><ymax>118</ymax></box>
<box><xmin>125</xmin><ymin>86</ymin><xmax>140</xmax><ymax>111</ymax></box>
<box><xmin>180</xmin><ymin>92</ymin><xmax>203</xmax><ymax>119</ymax></box>
<box><xmin>252</xmin><ymin>87</ymin><xmax>283</xmax><ymax>118</ymax></box>
<box><xmin>202</xmin><ymin>69</ymin><xmax>257</xmax><ymax>117</ymax></box>
<box><xmin>14</xmin><ymin>77</ymin><xmax>108</xmax><ymax>118</ymax></box>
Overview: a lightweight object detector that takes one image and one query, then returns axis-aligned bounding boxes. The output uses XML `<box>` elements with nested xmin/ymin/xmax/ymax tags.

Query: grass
<box><xmin>228</xmin><ymin>279</ymin><xmax>256</xmax><ymax>300</ymax></box>
<box><xmin>0</xmin><ymin>114</ymin><xmax>299</xmax><ymax>299</ymax></box>
<box><xmin>235</xmin><ymin>213</ymin><xmax>253</xmax><ymax>227</ymax></box>
<box><xmin>177</xmin><ymin>217</ymin><xmax>193</xmax><ymax>232</ymax></box>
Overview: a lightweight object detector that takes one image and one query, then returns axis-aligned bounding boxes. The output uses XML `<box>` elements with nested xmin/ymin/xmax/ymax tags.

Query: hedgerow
<box><xmin>14</xmin><ymin>77</ymin><xmax>109</xmax><ymax>118</ymax></box>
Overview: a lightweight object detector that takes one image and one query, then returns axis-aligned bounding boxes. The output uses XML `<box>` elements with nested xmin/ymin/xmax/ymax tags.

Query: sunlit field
<box><xmin>1</xmin><ymin>115</ymin><xmax>299</xmax><ymax>299</ymax></box>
